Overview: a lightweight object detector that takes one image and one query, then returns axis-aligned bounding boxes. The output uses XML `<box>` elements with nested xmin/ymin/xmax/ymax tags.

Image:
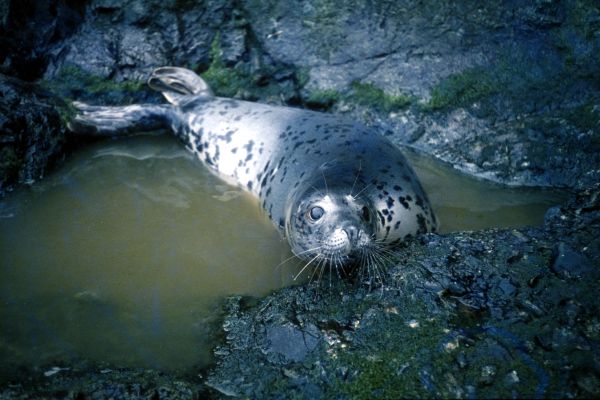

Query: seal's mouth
<box><xmin>294</xmin><ymin>236</ymin><xmax>388</xmax><ymax>286</ymax></box>
<box><xmin>318</xmin><ymin>228</ymin><xmax>372</xmax><ymax>261</ymax></box>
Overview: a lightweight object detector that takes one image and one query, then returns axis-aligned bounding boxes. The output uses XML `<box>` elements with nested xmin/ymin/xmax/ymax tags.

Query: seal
<box><xmin>69</xmin><ymin>67</ymin><xmax>437</xmax><ymax>277</ymax></box>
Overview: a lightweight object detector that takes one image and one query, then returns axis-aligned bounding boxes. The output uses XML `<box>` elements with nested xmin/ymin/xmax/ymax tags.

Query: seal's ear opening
<box><xmin>148</xmin><ymin>67</ymin><xmax>213</xmax><ymax>106</ymax></box>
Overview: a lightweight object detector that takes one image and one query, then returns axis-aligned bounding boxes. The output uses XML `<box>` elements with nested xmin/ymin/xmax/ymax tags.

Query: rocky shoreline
<box><xmin>1</xmin><ymin>0</ymin><xmax>598</xmax><ymax>398</ymax></box>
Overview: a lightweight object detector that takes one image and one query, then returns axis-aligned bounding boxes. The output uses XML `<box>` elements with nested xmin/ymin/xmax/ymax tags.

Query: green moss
<box><xmin>200</xmin><ymin>32</ymin><xmax>300</xmax><ymax>102</ymax></box>
<box><xmin>43</xmin><ymin>65</ymin><xmax>143</xmax><ymax>95</ymax></box>
<box><xmin>305</xmin><ymin>89</ymin><xmax>341</xmax><ymax>110</ymax></box>
<box><xmin>40</xmin><ymin>65</ymin><xmax>147</xmax><ymax>108</ymax></box>
<box><xmin>425</xmin><ymin>67</ymin><xmax>500</xmax><ymax>111</ymax></box>
<box><xmin>349</xmin><ymin>82</ymin><xmax>413</xmax><ymax>112</ymax></box>
<box><xmin>330</xmin><ymin>307</ymin><xmax>452</xmax><ymax>398</ymax></box>
<box><xmin>54</xmin><ymin>100</ymin><xmax>77</xmax><ymax>127</ymax></box>
<box><xmin>200</xmin><ymin>33</ymin><xmax>247</xmax><ymax>97</ymax></box>
<box><xmin>202</xmin><ymin>65</ymin><xmax>251</xmax><ymax>98</ymax></box>
<box><xmin>295</xmin><ymin>67</ymin><xmax>311</xmax><ymax>89</ymax></box>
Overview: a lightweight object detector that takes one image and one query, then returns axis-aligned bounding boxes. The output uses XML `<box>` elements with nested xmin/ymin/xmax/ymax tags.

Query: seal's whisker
<box><xmin>309</xmin><ymin>256</ymin><xmax>325</xmax><ymax>285</ymax></box>
<box><xmin>373</xmin><ymin>245</ymin><xmax>397</xmax><ymax>256</ymax></box>
<box><xmin>317</xmin><ymin>257</ymin><xmax>327</xmax><ymax>284</ymax></box>
<box><xmin>369</xmin><ymin>251</ymin><xmax>380</xmax><ymax>277</ymax></box>
<box><xmin>335</xmin><ymin>255</ymin><xmax>343</xmax><ymax>286</ymax></box>
<box><xmin>70</xmin><ymin>66</ymin><xmax>438</xmax><ymax>293</ymax></box>
<box><xmin>338</xmin><ymin>257</ymin><xmax>345</xmax><ymax>278</ymax></box>
<box><xmin>366</xmin><ymin>249</ymin><xmax>391</xmax><ymax>280</ymax></box>
<box><xmin>335</xmin><ymin>255</ymin><xmax>347</xmax><ymax>282</ymax></box>
<box><xmin>294</xmin><ymin>253</ymin><xmax>320</xmax><ymax>281</ymax></box>
<box><xmin>372</xmin><ymin>255</ymin><xmax>384</xmax><ymax>284</ymax></box>
<box><xmin>361</xmin><ymin>251</ymin><xmax>371</xmax><ymax>283</ymax></box>
<box><xmin>372</xmin><ymin>253</ymin><xmax>387</xmax><ymax>296</ymax></box>
<box><xmin>370</xmin><ymin>246</ymin><xmax>396</xmax><ymax>266</ymax></box>
<box><xmin>365</xmin><ymin>252</ymin><xmax>376</xmax><ymax>291</ymax></box>
<box><xmin>349</xmin><ymin>160</ymin><xmax>362</xmax><ymax>198</ymax></box>
<box><xmin>351</xmin><ymin>183</ymin><xmax>372</xmax><ymax>199</ymax></box>
<box><xmin>366</xmin><ymin>250</ymin><xmax>385</xmax><ymax>288</ymax></box>
<box><xmin>274</xmin><ymin>246</ymin><xmax>323</xmax><ymax>271</ymax></box>
<box><xmin>320</xmin><ymin>169</ymin><xmax>329</xmax><ymax>195</ymax></box>
<box><xmin>318</xmin><ymin>258</ymin><xmax>328</xmax><ymax>285</ymax></box>
<box><xmin>328</xmin><ymin>256</ymin><xmax>333</xmax><ymax>287</ymax></box>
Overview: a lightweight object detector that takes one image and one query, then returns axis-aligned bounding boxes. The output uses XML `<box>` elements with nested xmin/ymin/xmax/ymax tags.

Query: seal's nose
<box><xmin>343</xmin><ymin>226</ymin><xmax>358</xmax><ymax>242</ymax></box>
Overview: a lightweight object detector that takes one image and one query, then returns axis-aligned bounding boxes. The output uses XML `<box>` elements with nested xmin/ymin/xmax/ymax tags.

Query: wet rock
<box><xmin>478</xmin><ymin>365</ymin><xmax>497</xmax><ymax>386</ymax></box>
<box><xmin>1</xmin><ymin>0</ymin><xmax>599</xmax><ymax>190</ymax></box>
<box><xmin>0</xmin><ymin>74</ymin><xmax>67</xmax><ymax>194</ymax></box>
<box><xmin>0</xmin><ymin>0</ymin><xmax>86</xmax><ymax>80</ymax></box>
<box><xmin>264</xmin><ymin>323</ymin><xmax>320</xmax><ymax>363</ymax></box>
<box><xmin>0</xmin><ymin>358</ymin><xmax>210</xmax><ymax>399</ymax></box>
<box><xmin>0</xmin><ymin>0</ymin><xmax>599</xmax><ymax>397</ymax></box>
<box><xmin>504</xmin><ymin>370</ymin><xmax>520</xmax><ymax>387</ymax></box>
<box><xmin>206</xmin><ymin>185</ymin><xmax>600</xmax><ymax>398</ymax></box>
<box><xmin>551</xmin><ymin>242</ymin><xmax>592</xmax><ymax>279</ymax></box>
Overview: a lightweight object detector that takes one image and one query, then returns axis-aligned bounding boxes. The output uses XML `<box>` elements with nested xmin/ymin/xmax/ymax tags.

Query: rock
<box><xmin>504</xmin><ymin>370</ymin><xmax>520</xmax><ymax>386</ymax></box>
<box><xmin>0</xmin><ymin>0</ymin><xmax>86</xmax><ymax>80</ymax></box>
<box><xmin>551</xmin><ymin>242</ymin><xmax>592</xmax><ymax>279</ymax></box>
<box><xmin>1</xmin><ymin>0</ymin><xmax>599</xmax><ymax>190</ymax></box>
<box><xmin>206</xmin><ymin>185</ymin><xmax>600</xmax><ymax>398</ymax></box>
<box><xmin>0</xmin><ymin>74</ymin><xmax>67</xmax><ymax>194</ymax></box>
<box><xmin>264</xmin><ymin>323</ymin><xmax>319</xmax><ymax>363</ymax></box>
<box><xmin>0</xmin><ymin>0</ymin><xmax>599</xmax><ymax>398</ymax></box>
<box><xmin>479</xmin><ymin>365</ymin><xmax>497</xmax><ymax>386</ymax></box>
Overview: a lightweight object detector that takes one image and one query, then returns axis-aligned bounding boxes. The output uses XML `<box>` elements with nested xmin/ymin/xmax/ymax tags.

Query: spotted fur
<box><xmin>69</xmin><ymin>67</ymin><xmax>437</xmax><ymax>270</ymax></box>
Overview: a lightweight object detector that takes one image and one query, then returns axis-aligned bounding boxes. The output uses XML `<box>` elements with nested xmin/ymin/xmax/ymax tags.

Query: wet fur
<box><xmin>69</xmin><ymin>67</ymin><xmax>437</xmax><ymax>283</ymax></box>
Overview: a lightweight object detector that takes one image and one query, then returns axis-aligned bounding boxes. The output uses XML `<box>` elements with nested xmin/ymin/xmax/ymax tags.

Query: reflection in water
<box><xmin>0</xmin><ymin>135</ymin><xmax>566</xmax><ymax>377</ymax></box>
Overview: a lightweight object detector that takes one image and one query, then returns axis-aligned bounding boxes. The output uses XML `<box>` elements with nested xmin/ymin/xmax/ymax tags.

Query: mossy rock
<box><xmin>200</xmin><ymin>32</ymin><xmax>300</xmax><ymax>103</ymax></box>
<box><xmin>303</xmin><ymin>82</ymin><xmax>413</xmax><ymax>112</ymax></box>
<box><xmin>349</xmin><ymin>82</ymin><xmax>413</xmax><ymax>112</ymax></box>
<box><xmin>425</xmin><ymin>67</ymin><xmax>500</xmax><ymax>111</ymax></box>
<box><xmin>41</xmin><ymin>65</ymin><xmax>158</xmax><ymax>106</ymax></box>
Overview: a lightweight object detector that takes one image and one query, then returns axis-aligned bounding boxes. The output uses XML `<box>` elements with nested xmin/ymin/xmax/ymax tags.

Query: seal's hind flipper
<box><xmin>68</xmin><ymin>102</ymin><xmax>170</xmax><ymax>136</ymax></box>
<box><xmin>148</xmin><ymin>67</ymin><xmax>213</xmax><ymax>105</ymax></box>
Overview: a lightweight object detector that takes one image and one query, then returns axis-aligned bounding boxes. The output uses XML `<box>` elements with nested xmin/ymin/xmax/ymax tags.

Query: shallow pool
<box><xmin>0</xmin><ymin>134</ymin><xmax>567</xmax><ymax>378</ymax></box>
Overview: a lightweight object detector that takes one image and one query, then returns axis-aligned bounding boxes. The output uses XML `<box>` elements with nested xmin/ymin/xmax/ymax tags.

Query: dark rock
<box><xmin>0</xmin><ymin>359</ymin><xmax>208</xmax><ymax>399</ymax></box>
<box><xmin>206</xmin><ymin>185</ymin><xmax>600</xmax><ymax>398</ymax></box>
<box><xmin>1</xmin><ymin>0</ymin><xmax>599</xmax><ymax>190</ymax></box>
<box><xmin>264</xmin><ymin>323</ymin><xmax>319</xmax><ymax>363</ymax></box>
<box><xmin>478</xmin><ymin>365</ymin><xmax>497</xmax><ymax>386</ymax></box>
<box><xmin>551</xmin><ymin>242</ymin><xmax>592</xmax><ymax>279</ymax></box>
<box><xmin>0</xmin><ymin>0</ymin><xmax>599</xmax><ymax>397</ymax></box>
<box><xmin>0</xmin><ymin>74</ymin><xmax>67</xmax><ymax>194</ymax></box>
<box><xmin>1</xmin><ymin>0</ymin><xmax>86</xmax><ymax>80</ymax></box>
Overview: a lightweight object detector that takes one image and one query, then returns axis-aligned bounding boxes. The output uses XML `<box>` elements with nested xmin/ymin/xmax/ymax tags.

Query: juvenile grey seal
<box><xmin>69</xmin><ymin>67</ymin><xmax>437</xmax><ymax>277</ymax></box>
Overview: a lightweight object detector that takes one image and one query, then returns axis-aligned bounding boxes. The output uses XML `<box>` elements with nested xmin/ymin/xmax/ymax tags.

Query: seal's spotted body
<box><xmin>70</xmin><ymin>67</ymin><xmax>437</xmax><ymax>271</ymax></box>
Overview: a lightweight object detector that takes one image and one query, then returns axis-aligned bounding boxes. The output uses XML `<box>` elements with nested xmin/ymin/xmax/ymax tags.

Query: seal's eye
<box><xmin>361</xmin><ymin>206</ymin><xmax>370</xmax><ymax>222</ymax></box>
<box><xmin>308</xmin><ymin>206</ymin><xmax>324</xmax><ymax>221</ymax></box>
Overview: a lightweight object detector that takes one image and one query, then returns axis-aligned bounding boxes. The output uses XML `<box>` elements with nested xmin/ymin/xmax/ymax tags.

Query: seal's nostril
<box><xmin>344</xmin><ymin>226</ymin><xmax>358</xmax><ymax>240</ymax></box>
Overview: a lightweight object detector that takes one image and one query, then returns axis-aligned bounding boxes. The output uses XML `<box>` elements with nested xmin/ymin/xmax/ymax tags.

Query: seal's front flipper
<box><xmin>68</xmin><ymin>102</ymin><xmax>170</xmax><ymax>136</ymax></box>
<box><xmin>148</xmin><ymin>67</ymin><xmax>213</xmax><ymax>105</ymax></box>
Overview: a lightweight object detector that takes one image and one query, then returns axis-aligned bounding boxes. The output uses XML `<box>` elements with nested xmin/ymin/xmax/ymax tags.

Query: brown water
<box><xmin>0</xmin><ymin>134</ymin><xmax>566</xmax><ymax>377</ymax></box>
<box><xmin>403</xmin><ymin>149</ymin><xmax>567</xmax><ymax>233</ymax></box>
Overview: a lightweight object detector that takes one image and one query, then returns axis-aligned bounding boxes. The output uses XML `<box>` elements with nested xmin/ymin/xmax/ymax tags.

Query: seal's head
<box><xmin>285</xmin><ymin>184</ymin><xmax>378</xmax><ymax>269</ymax></box>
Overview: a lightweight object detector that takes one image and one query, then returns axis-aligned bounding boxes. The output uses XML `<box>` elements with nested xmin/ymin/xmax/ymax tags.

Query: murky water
<box><xmin>0</xmin><ymin>134</ymin><xmax>566</xmax><ymax>378</ymax></box>
<box><xmin>403</xmin><ymin>149</ymin><xmax>568</xmax><ymax>233</ymax></box>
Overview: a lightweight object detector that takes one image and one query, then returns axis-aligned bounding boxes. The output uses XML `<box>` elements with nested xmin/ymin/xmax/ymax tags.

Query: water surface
<box><xmin>0</xmin><ymin>134</ymin><xmax>566</xmax><ymax>378</ymax></box>
<box><xmin>404</xmin><ymin>149</ymin><xmax>567</xmax><ymax>233</ymax></box>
